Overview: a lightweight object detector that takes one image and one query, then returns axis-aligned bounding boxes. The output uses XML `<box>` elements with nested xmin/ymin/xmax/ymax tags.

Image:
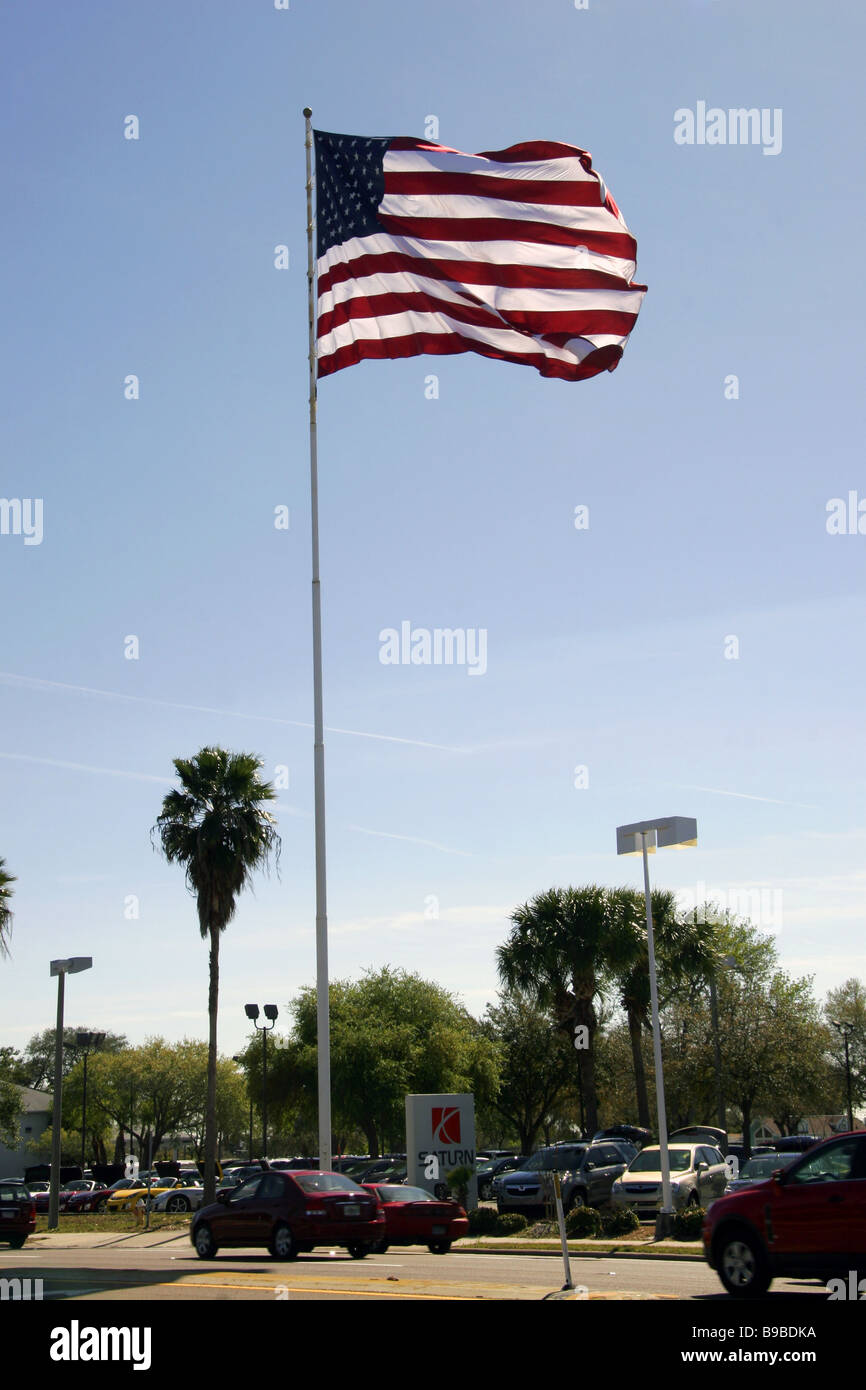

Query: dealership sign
<box><xmin>405</xmin><ymin>1093</ymin><xmax>477</xmax><ymax>1206</ymax></box>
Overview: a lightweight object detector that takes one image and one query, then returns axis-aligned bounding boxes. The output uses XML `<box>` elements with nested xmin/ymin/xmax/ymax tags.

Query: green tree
<box><xmin>0</xmin><ymin>858</ymin><xmax>15</xmax><ymax>959</ymax></box>
<box><xmin>0</xmin><ymin>1046</ymin><xmax>29</xmax><ymax>1086</ymax></box>
<box><xmin>20</xmin><ymin>1028</ymin><xmax>127</xmax><ymax>1091</ymax></box>
<box><xmin>607</xmin><ymin>889</ymin><xmax>716</xmax><ymax>1129</ymax></box>
<box><xmin>152</xmin><ymin>748</ymin><xmax>280</xmax><ymax>1200</ymax></box>
<box><xmin>271</xmin><ymin>967</ymin><xmax>498</xmax><ymax>1157</ymax></box>
<box><xmin>82</xmin><ymin>1037</ymin><xmax>207</xmax><ymax>1159</ymax></box>
<box><xmin>824</xmin><ymin>979</ymin><xmax>866</xmax><ymax>1120</ymax></box>
<box><xmin>497</xmin><ymin>886</ymin><xmax>637</xmax><ymax>1137</ymax></box>
<box><xmin>0</xmin><ymin>1078</ymin><xmax>23</xmax><ymax>1147</ymax></box>
<box><xmin>479</xmin><ymin>990</ymin><xmax>576</xmax><ymax>1154</ymax></box>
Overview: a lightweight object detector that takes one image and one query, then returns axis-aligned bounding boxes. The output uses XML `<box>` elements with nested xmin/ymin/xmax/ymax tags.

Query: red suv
<box><xmin>703</xmin><ymin>1131</ymin><xmax>866</xmax><ymax>1296</ymax></box>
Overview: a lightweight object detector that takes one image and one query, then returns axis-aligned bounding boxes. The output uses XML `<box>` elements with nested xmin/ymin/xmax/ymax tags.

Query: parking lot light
<box><xmin>616</xmin><ymin>817</ymin><xmax>697</xmax><ymax>1239</ymax></box>
<box><xmin>247</xmin><ymin>1004</ymin><xmax>278</xmax><ymax>1158</ymax></box>
<box><xmin>48</xmin><ymin>957</ymin><xmax>93</xmax><ymax>1228</ymax></box>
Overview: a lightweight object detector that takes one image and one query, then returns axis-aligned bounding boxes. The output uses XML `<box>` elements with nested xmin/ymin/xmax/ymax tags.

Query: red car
<box><xmin>363</xmin><ymin>1183</ymin><xmax>469</xmax><ymax>1254</ymax></box>
<box><xmin>65</xmin><ymin>1183</ymin><xmax>114</xmax><ymax>1213</ymax></box>
<box><xmin>0</xmin><ymin>1180</ymin><xmax>37</xmax><ymax>1248</ymax></box>
<box><xmin>191</xmin><ymin>1170</ymin><xmax>385</xmax><ymax>1260</ymax></box>
<box><xmin>703</xmin><ymin>1130</ymin><xmax>866</xmax><ymax>1297</ymax></box>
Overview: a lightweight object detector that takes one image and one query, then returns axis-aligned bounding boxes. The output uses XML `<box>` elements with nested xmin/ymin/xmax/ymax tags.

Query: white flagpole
<box><xmin>303</xmin><ymin>107</ymin><xmax>332</xmax><ymax>1170</ymax></box>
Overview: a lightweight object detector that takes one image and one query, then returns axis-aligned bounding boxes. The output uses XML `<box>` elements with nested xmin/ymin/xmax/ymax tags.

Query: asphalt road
<box><xmin>0</xmin><ymin>1241</ymin><xmax>836</xmax><ymax>1301</ymax></box>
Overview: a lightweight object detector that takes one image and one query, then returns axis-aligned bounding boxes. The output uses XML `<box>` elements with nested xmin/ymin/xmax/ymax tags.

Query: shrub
<box><xmin>565</xmin><ymin>1205</ymin><xmax>602</xmax><ymax>1238</ymax></box>
<box><xmin>671</xmin><ymin>1205</ymin><xmax>705</xmax><ymax>1239</ymax></box>
<box><xmin>467</xmin><ymin>1206</ymin><xmax>499</xmax><ymax>1236</ymax></box>
<box><xmin>446</xmin><ymin>1165</ymin><xmax>474</xmax><ymax>1207</ymax></box>
<box><xmin>494</xmin><ymin>1212</ymin><xmax>528</xmax><ymax>1235</ymax></box>
<box><xmin>601</xmin><ymin>1205</ymin><xmax>641</xmax><ymax>1236</ymax></box>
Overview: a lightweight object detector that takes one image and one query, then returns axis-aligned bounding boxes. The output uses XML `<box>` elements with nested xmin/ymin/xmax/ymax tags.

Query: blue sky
<box><xmin>1</xmin><ymin>0</ymin><xmax>864</xmax><ymax>1058</ymax></box>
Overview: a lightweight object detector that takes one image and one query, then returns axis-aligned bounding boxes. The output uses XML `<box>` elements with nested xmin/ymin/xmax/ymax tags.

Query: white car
<box><xmin>150</xmin><ymin>1182</ymin><xmax>205</xmax><ymax>1214</ymax></box>
<box><xmin>611</xmin><ymin>1143</ymin><xmax>727</xmax><ymax>1218</ymax></box>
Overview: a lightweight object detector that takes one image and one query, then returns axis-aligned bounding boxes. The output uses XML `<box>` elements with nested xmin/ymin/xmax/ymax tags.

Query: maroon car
<box><xmin>65</xmin><ymin>1183</ymin><xmax>114</xmax><ymax>1213</ymax></box>
<box><xmin>191</xmin><ymin>1170</ymin><xmax>385</xmax><ymax>1260</ymax></box>
<box><xmin>363</xmin><ymin>1183</ymin><xmax>469</xmax><ymax>1254</ymax></box>
<box><xmin>0</xmin><ymin>1180</ymin><xmax>36</xmax><ymax>1247</ymax></box>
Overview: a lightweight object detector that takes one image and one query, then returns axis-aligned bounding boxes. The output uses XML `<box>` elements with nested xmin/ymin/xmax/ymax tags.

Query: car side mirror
<box><xmin>216</xmin><ymin>1190</ymin><xmax>230</xmax><ymax>1204</ymax></box>
<box><xmin>696</xmin><ymin>1161</ymin><xmax>708</xmax><ymax>1173</ymax></box>
<box><xmin>771</xmin><ymin>1169</ymin><xmax>785</xmax><ymax>1186</ymax></box>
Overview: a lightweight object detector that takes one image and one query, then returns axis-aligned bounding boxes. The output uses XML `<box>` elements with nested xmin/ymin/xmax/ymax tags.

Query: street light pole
<box><xmin>245</xmin><ymin>1005</ymin><xmax>278</xmax><ymax>1159</ymax></box>
<box><xmin>616</xmin><ymin>816</ymin><xmax>697</xmax><ymax>1240</ymax></box>
<box><xmin>832</xmin><ymin>1020</ymin><xmax>856</xmax><ymax>1131</ymax></box>
<box><xmin>639</xmin><ymin>831</ymin><xmax>673</xmax><ymax>1236</ymax></box>
<box><xmin>48</xmin><ymin>958</ymin><xmax>92</xmax><ymax>1229</ymax></box>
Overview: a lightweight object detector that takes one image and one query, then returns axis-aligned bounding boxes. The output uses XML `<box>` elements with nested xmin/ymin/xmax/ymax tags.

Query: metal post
<box><xmin>80</xmin><ymin>1049</ymin><xmax>89</xmax><ymax>1171</ymax></box>
<box><xmin>48</xmin><ymin>974</ymin><xmax>65</xmax><ymax>1229</ymax></box>
<box><xmin>641</xmin><ymin>833</ymin><xmax>672</xmax><ymax>1237</ymax></box>
<box><xmin>552</xmin><ymin>1173</ymin><xmax>574</xmax><ymax>1290</ymax></box>
<box><xmin>262</xmin><ymin>1028</ymin><xmax>268</xmax><ymax>1160</ymax></box>
<box><xmin>709</xmin><ymin>972</ymin><xmax>725</xmax><ymax>1132</ymax></box>
<box><xmin>304</xmin><ymin>105</ymin><xmax>332</xmax><ymax>1173</ymax></box>
<box><xmin>145</xmin><ymin>1132</ymin><xmax>153</xmax><ymax>1230</ymax></box>
<box><xmin>844</xmin><ymin>1030</ymin><xmax>853</xmax><ymax>1132</ymax></box>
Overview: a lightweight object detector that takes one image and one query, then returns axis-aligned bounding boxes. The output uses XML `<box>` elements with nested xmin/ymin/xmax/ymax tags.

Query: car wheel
<box><xmin>166</xmin><ymin>1195</ymin><xmax>190</xmax><ymax>1213</ymax></box>
<box><xmin>347</xmin><ymin>1243</ymin><xmax>369</xmax><ymax>1259</ymax></box>
<box><xmin>8</xmin><ymin>1235</ymin><xmax>26</xmax><ymax>1249</ymax></box>
<box><xmin>194</xmin><ymin>1223</ymin><xmax>219</xmax><ymax>1260</ymax></box>
<box><xmin>478</xmin><ymin>1182</ymin><xmax>491</xmax><ymax>1201</ymax></box>
<box><xmin>565</xmin><ymin>1191</ymin><xmax>586</xmax><ymax>1215</ymax></box>
<box><xmin>428</xmin><ymin>1240</ymin><xmax>452</xmax><ymax>1255</ymax></box>
<box><xmin>270</xmin><ymin>1222</ymin><xmax>298</xmax><ymax>1260</ymax></box>
<box><xmin>716</xmin><ymin>1229</ymin><xmax>771</xmax><ymax>1298</ymax></box>
<box><xmin>96</xmin><ymin>1198</ymin><xmax>109</xmax><ymax>1213</ymax></box>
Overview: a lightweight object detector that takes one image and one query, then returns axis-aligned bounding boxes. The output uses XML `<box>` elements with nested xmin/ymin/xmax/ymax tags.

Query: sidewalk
<box><xmin>26</xmin><ymin>1229</ymin><xmax>704</xmax><ymax>1259</ymax></box>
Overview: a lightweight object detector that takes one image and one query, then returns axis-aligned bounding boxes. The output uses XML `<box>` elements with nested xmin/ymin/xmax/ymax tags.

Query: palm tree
<box><xmin>497</xmin><ymin>885</ymin><xmax>637</xmax><ymax>1138</ymax></box>
<box><xmin>152</xmin><ymin>748</ymin><xmax>280</xmax><ymax>1202</ymax></box>
<box><xmin>0</xmin><ymin>859</ymin><xmax>16</xmax><ymax>959</ymax></box>
<box><xmin>609</xmin><ymin>888</ymin><xmax>716</xmax><ymax>1128</ymax></box>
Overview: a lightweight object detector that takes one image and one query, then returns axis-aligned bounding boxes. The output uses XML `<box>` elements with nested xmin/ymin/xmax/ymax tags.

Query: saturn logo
<box><xmin>431</xmin><ymin>1107</ymin><xmax>461</xmax><ymax>1145</ymax></box>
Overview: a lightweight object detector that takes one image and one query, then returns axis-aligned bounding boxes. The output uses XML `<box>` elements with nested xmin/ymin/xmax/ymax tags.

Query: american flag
<box><xmin>313</xmin><ymin>130</ymin><xmax>646</xmax><ymax>383</ymax></box>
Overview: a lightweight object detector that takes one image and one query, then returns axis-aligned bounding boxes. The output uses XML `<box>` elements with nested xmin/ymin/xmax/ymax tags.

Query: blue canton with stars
<box><xmin>314</xmin><ymin>130</ymin><xmax>391</xmax><ymax>259</ymax></box>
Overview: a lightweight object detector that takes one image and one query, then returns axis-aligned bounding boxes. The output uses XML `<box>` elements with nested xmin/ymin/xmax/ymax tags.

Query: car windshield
<box><xmin>294</xmin><ymin>1173</ymin><xmax>364</xmax><ymax>1194</ymax></box>
<box><xmin>628</xmin><ymin>1147</ymin><xmax>693</xmax><ymax>1173</ymax></box>
<box><xmin>739</xmin><ymin>1154</ymin><xmax>797</xmax><ymax>1180</ymax></box>
<box><xmin>377</xmin><ymin>1185</ymin><xmax>432</xmax><ymax>1203</ymax></box>
<box><xmin>525</xmin><ymin>1147</ymin><xmax>586</xmax><ymax>1172</ymax></box>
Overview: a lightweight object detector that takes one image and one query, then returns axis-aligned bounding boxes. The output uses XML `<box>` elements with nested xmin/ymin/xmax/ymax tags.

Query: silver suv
<box><xmin>494</xmin><ymin>1141</ymin><xmax>635</xmax><ymax>1216</ymax></box>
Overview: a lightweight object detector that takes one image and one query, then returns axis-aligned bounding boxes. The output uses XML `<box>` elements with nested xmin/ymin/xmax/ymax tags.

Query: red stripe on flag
<box><xmin>476</xmin><ymin>141</ymin><xmax>596</xmax><ymax>168</ymax></box>
<box><xmin>318</xmin><ymin>331</ymin><xmax>623</xmax><ymax>381</ymax></box>
<box><xmin>318</xmin><ymin>251</ymin><xmax>640</xmax><ymax>297</ymax></box>
<box><xmin>385</xmin><ymin>170</ymin><xmax>603</xmax><ymax>206</ymax></box>
<box><xmin>377</xmin><ymin>213</ymin><xmax>637</xmax><ymax>259</ymax></box>
<box><xmin>318</xmin><ymin>290</ymin><xmax>638</xmax><ymax>343</ymax></box>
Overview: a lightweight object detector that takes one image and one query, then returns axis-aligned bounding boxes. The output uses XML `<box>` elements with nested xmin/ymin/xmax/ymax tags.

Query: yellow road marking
<box><xmin>153</xmin><ymin>1281</ymin><xmax>468</xmax><ymax>1299</ymax></box>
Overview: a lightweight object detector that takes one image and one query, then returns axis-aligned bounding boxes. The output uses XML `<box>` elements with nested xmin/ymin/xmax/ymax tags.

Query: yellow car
<box><xmin>106</xmin><ymin>1177</ymin><xmax>187</xmax><ymax>1212</ymax></box>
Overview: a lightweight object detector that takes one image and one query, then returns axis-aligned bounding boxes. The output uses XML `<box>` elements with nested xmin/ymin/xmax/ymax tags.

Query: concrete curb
<box><xmin>456</xmin><ymin>1240</ymin><xmax>705</xmax><ymax>1262</ymax></box>
<box><xmin>26</xmin><ymin>1232</ymin><xmax>705</xmax><ymax>1261</ymax></box>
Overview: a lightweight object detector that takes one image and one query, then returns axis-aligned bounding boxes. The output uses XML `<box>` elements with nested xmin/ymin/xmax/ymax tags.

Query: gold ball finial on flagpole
<box><xmin>303</xmin><ymin>107</ymin><xmax>312</xmax><ymax>118</ymax></box>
